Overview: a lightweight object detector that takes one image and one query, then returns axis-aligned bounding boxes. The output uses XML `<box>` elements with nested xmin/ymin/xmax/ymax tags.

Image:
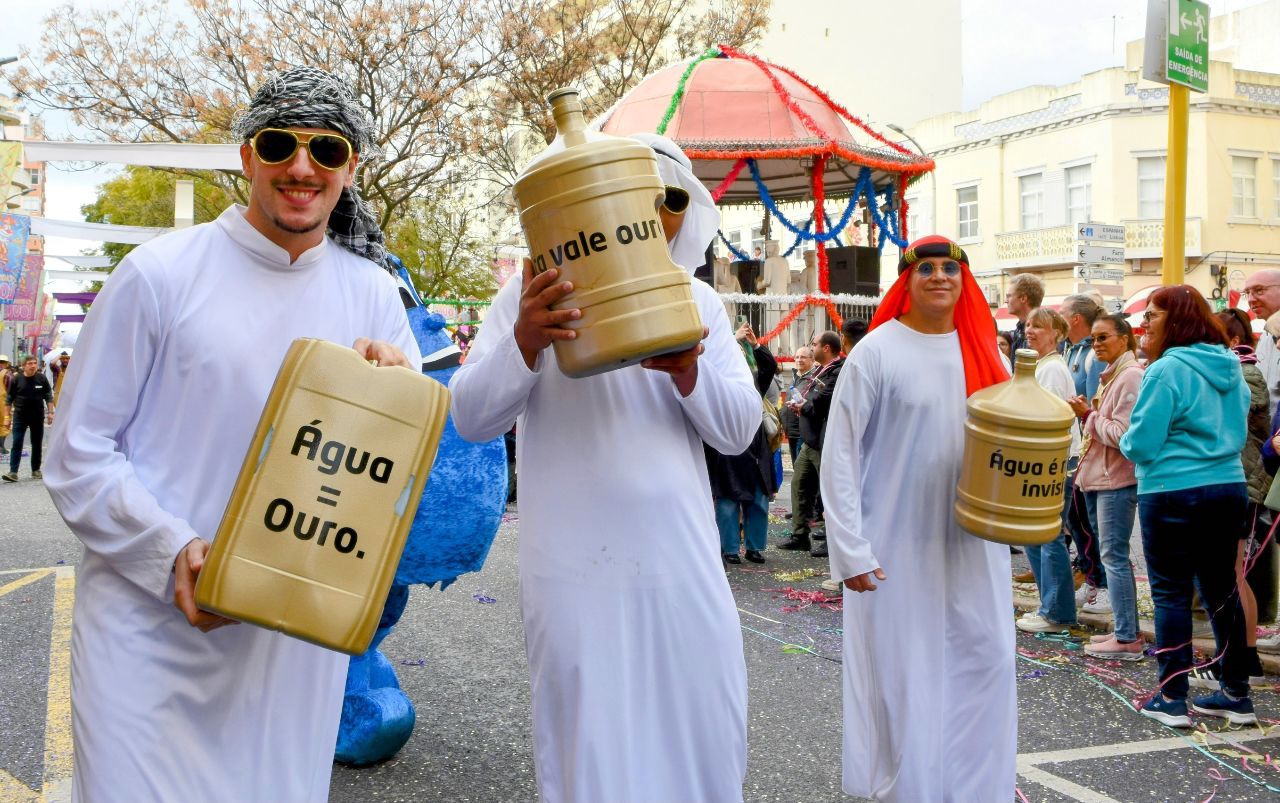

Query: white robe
<box><xmin>43</xmin><ymin>206</ymin><xmax>419</xmax><ymax>803</ymax></box>
<box><xmin>450</xmin><ymin>276</ymin><xmax>759</xmax><ymax>803</ymax></box>
<box><xmin>821</xmin><ymin>319</ymin><xmax>1016</xmax><ymax>803</ymax></box>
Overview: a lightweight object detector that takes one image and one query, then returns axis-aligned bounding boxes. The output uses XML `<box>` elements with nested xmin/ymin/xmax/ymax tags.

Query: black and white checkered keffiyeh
<box><xmin>232</xmin><ymin>66</ymin><xmax>386</xmax><ymax>265</ymax></box>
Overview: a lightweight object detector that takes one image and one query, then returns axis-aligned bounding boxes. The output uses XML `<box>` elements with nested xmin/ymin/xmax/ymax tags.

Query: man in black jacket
<box><xmin>780</xmin><ymin>331</ymin><xmax>843</xmax><ymax>557</ymax></box>
<box><xmin>4</xmin><ymin>354</ymin><xmax>54</xmax><ymax>482</ymax></box>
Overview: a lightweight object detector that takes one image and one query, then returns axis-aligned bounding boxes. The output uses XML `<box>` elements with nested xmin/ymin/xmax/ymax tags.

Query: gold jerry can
<box><xmin>512</xmin><ymin>87</ymin><xmax>704</xmax><ymax>378</ymax></box>
<box><xmin>195</xmin><ymin>338</ymin><xmax>450</xmax><ymax>655</ymax></box>
<box><xmin>955</xmin><ymin>349</ymin><xmax>1076</xmax><ymax>546</ymax></box>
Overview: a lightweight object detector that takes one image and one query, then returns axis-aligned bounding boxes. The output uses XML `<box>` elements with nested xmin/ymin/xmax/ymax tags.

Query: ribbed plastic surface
<box><xmin>955</xmin><ymin>349</ymin><xmax>1076</xmax><ymax>546</ymax></box>
<box><xmin>512</xmin><ymin>88</ymin><xmax>703</xmax><ymax>378</ymax></box>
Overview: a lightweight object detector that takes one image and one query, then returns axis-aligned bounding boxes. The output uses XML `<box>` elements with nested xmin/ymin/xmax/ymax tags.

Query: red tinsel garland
<box><xmin>757</xmin><ymin>295</ymin><xmax>845</xmax><ymax>347</ymax></box>
<box><xmin>711</xmin><ymin>158</ymin><xmax>749</xmax><ymax>202</ymax></box>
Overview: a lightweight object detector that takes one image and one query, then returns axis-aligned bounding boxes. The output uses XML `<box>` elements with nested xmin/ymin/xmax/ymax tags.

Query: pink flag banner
<box><xmin>5</xmin><ymin>254</ymin><xmax>43</xmax><ymax>322</ymax></box>
<box><xmin>0</xmin><ymin>213</ymin><xmax>32</xmax><ymax>304</ymax></box>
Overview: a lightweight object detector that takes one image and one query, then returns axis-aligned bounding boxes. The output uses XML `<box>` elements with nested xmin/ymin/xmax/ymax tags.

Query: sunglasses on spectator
<box><xmin>914</xmin><ymin>260</ymin><xmax>962</xmax><ymax>277</ymax></box>
<box><xmin>1093</xmin><ymin>333</ymin><xmax>1120</xmax><ymax>343</ymax></box>
<box><xmin>250</xmin><ymin>128</ymin><xmax>354</xmax><ymax>171</ymax></box>
<box><xmin>661</xmin><ymin>185</ymin><xmax>691</xmax><ymax>215</ymax></box>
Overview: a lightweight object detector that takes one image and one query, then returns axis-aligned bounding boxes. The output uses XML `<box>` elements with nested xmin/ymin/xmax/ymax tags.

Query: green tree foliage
<box><xmin>385</xmin><ymin>189</ymin><xmax>498</xmax><ymax>300</ymax></box>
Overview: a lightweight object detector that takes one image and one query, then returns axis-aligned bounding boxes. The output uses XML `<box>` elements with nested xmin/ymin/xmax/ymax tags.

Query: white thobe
<box><xmin>822</xmin><ymin>319</ymin><xmax>1016</xmax><ymax>803</ymax></box>
<box><xmin>450</xmin><ymin>276</ymin><xmax>759</xmax><ymax>803</ymax></box>
<box><xmin>44</xmin><ymin>206</ymin><xmax>419</xmax><ymax>803</ymax></box>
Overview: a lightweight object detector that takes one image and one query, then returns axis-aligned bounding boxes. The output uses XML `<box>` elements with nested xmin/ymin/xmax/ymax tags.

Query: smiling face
<box><xmin>1024</xmin><ymin>318</ymin><xmax>1059</xmax><ymax>357</ymax></box>
<box><xmin>1244</xmin><ymin>271</ymin><xmax>1280</xmax><ymax>320</ymax></box>
<box><xmin>240</xmin><ymin>127</ymin><xmax>359</xmax><ymax>258</ymax></box>
<box><xmin>1091</xmin><ymin>319</ymin><xmax>1127</xmax><ymax>364</ymax></box>
<box><xmin>906</xmin><ymin>256</ymin><xmax>962</xmax><ymax>320</ymax></box>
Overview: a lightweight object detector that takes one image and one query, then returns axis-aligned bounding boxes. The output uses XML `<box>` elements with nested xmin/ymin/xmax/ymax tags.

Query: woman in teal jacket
<box><xmin>1119</xmin><ymin>285</ymin><xmax>1254</xmax><ymax>729</ymax></box>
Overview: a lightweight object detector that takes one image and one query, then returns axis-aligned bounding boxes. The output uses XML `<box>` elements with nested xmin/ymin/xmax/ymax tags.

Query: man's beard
<box><xmin>271</xmin><ymin>214</ymin><xmax>326</xmax><ymax>235</ymax></box>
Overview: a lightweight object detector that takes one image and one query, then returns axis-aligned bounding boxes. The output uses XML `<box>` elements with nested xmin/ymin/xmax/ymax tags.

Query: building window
<box><xmin>1232</xmin><ymin>155</ymin><xmax>1257</xmax><ymax>218</ymax></box>
<box><xmin>1273</xmin><ymin>158</ymin><xmax>1280</xmax><ymax>219</ymax></box>
<box><xmin>957</xmin><ymin>186</ymin><xmax>979</xmax><ymax>239</ymax></box>
<box><xmin>905</xmin><ymin>196</ymin><xmax>921</xmax><ymax>240</ymax></box>
<box><xmin>1019</xmin><ymin>173</ymin><xmax>1044</xmax><ymax>230</ymax></box>
<box><xmin>1066</xmin><ymin>164</ymin><xmax>1092</xmax><ymax>226</ymax></box>
<box><xmin>27</xmin><ymin>168</ymin><xmax>40</xmax><ymax>186</ymax></box>
<box><xmin>750</xmin><ymin>226</ymin><xmax>763</xmax><ymax>260</ymax></box>
<box><xmin>1137</xmin><ymin>156</ymin><xmax>1166</xmax><ymax>219</ymax></box>
<box><xmin>21</xmin><ymin>197</ymin><xmax>41</xmax><ymax>212</ymax></box>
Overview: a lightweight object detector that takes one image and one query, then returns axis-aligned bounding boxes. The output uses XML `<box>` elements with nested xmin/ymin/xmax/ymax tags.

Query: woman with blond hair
<box><xmin>1016</xmin><ymin>307</ymin><xmax>1082</xmax><ymax>633</ymax></box>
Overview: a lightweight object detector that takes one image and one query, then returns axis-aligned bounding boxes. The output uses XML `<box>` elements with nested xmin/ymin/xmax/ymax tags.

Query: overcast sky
<box><xmin>1</xmin><ymin>0</ymin><xmax>1274</xmax><ymax>228</ymax></box>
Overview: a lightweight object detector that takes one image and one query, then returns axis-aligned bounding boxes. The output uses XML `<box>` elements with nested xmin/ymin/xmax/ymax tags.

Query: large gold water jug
<box><xmin>512</xmin><ymin>88</ymin><xmax>704</xmax><ymax>378</ymax></box>
<box><xmin>195</xmin><ymin>338</ymin><xmax>450</xmax><ymax>655</ymax></box>
<box><xmin>954</xmin><ymin>349</ymin><xmax>1075</xmax><ymax>546</ymax></box>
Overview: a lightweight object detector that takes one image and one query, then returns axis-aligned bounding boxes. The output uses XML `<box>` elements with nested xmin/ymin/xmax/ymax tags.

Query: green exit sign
<box><xmin>1167</xmin><ymin>0</ymin><xmax>1209</xmax><ymax>92</ymax></box>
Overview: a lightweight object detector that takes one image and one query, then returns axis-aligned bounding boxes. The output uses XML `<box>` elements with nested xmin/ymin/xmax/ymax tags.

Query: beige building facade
<box><xmin>890</xmin><ymin>10</ymin><xmax>1280</xmax><ymax>318</ymax></box>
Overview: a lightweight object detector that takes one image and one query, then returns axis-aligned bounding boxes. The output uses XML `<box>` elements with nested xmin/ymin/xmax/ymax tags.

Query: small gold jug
<box><xmin>955</xmin><ymin>349</ymin><xmax>1076</xmax><ymax>546</ymax></box>
<box><xmin>512</xmin><ymin>88</ymin><xmax>704</xmax><ymax>378</ymax></box>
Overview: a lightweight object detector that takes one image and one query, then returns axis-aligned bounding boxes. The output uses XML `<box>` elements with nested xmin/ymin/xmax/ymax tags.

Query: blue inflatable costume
<box><xmin>335</xmin><ymin>261</ymin><xmax>507</xmax><ymax>765</ymax></box>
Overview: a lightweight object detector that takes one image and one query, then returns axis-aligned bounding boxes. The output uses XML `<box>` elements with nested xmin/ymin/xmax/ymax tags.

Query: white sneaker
<box><xmin>1082</xmin><ymin>587</ymin><xmax>1113</xmax><ymax>615</ymax></box>
<box><xmin>1257</xmin><ymin>633</ymin><xmax>1280</xmax><ymax>655</ymax></box>
<box><xmin>1075</xmin><ymin>582</ymin><xmax>1098</xmax><ymax>609</ymax></box>
<box><xmin>820</xmin><ymin>578</ymin><xmax>841</xmax><ymax>592</ymax></box>
<box><xmin>1016</xmin><ymin>613</ymin><xmax>1071</xmax><ymax>634</ymax></box>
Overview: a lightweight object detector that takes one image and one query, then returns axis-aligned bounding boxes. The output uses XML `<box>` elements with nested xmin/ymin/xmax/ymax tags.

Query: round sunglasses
<box><xmin>250</xmin><ymin>128</ymin><xmax>354</xmax><ymax>171</ymax></box>
<box><xmin>913</xmin><ymin>260</ymin><xmax>962</xmax><ymax>277</ymax></box>
<box><xmin>661</xmin><ymin>185</ymin><xmax>691</xmax><ymax>215</ymax></box>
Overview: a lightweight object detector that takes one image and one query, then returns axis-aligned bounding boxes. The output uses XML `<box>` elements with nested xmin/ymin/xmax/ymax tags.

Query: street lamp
<box><xmin>887</xmin><ymin>123</ymin><xmax>936</xmax><ymax>240</ymax></box>
<box><xmin>0</xmin><ymin>56</ymin><xmax>17</xmax><ymax>68</ymax></box>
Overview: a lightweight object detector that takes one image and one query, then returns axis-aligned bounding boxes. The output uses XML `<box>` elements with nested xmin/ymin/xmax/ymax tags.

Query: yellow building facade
<box><xmin>893</xmin><ymin>46</ymin><xmax>1280</xmax><ymax>316</ymax></box>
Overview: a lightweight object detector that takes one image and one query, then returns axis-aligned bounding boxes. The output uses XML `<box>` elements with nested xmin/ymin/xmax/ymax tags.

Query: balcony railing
<box><xmin>994</xmin><ymin>218</ymin><xmax>1202</xmax><ymax>269</ymax></box>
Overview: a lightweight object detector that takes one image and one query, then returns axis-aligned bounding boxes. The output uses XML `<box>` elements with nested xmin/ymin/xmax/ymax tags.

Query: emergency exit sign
<box><xmin>1167</xmin><ymin>0</ymin><xmax>1209</xmax><ymax>92</ymax></box>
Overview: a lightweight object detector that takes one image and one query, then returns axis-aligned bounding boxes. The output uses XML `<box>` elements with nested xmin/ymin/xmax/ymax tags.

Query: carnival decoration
<box><xmin>0</xmin><ymin>213</ymin><xmax>32</xmax><ymax>305</ymax></box>
<box><xmin>335</xmin><ymin>259</ymin><xmax>507</xmax><ymax>766</ymax></box>
<box><xmin>598</xmin><ymin>45</ymin><xmax>935</xmax><ymax>344</ymax></box>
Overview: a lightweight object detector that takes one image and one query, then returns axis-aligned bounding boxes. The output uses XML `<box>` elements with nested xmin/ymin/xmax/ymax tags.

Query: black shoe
<box><xmin>1010</xmin><ymin>546</ymin><xmax>1023</xmax><ymax>555</ymax></box>
<box><xmin>777</xmin><ymin>536</ymin><xmax>811</xmax><ymax>551</ymax></box>
<box><xmin>723</xmin><ymin>553</ymin><xmax>742</xmax><ymax>565</ymax></box>
<box><xmin>744</xmin><ymin>549</ymin><xmax>765</xmax><ymax>564</ymax></box>
<box><xmin>810</xmin><ymin>540</ymin><xmax>829</xmax><ymax>558</ymax></box>
<box><xmin>783</xmin><ymin>512</ymin><xmax>793</xmax><ymax>519</ymax></box>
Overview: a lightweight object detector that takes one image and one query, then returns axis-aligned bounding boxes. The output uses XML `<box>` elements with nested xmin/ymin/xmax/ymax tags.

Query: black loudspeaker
<box><xmin>731</xmin><ymin>259</ymin><xmax>762</xmax><ymax>294</ymax></box>
<box><xmin>825</xmin><ymin>246</ymin><xmax>880</xmax><ymax>296</ymax></box>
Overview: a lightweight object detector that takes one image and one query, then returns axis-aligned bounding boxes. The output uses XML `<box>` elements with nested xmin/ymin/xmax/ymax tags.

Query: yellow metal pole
<box><xmin>1161</xmin><ymin>83</ymin><xmax>1189</xmax><ymax>286</ymax></box>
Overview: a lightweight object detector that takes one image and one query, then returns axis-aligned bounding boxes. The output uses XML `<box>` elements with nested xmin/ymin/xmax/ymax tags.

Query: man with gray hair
<box><xmin>44</xmin><ymin>66</ymin><xmax>418</xmax><ymax>801</ymax></box>
<box><xmin>1005</xmin><ymin>272</ymin><xmax>1044</xmax><ymax>354</ymax></box>
<box><xmin>1246</xmin><ymin>269</ymin><xmax>1280</xmax><ymax>408</ymax></box>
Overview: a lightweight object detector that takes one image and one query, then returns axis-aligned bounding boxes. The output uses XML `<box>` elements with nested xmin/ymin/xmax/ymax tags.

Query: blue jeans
<box><xmin>1139</xmin><ymin>482</ymin><xmax>1249</xmax><ymax>700</ymax></box>
<box><xmin>716</xmin><ymin>489</ymin><xmax>768</xmax><ymax>555</ymax></box>
<box><xmin>1026</xmin><ymin>463</ymin><xmax>1079</xmax><ymax>624</ymax></box>
<box><xmin>1067</xmin><ymin>484</ymin><xmax>1106</xmax><ymax>588</ymax></box>
<box><xmin>1084</xmin><ymin>486</ymin><xmax>1139</xmax><ymax>641</ymax></box>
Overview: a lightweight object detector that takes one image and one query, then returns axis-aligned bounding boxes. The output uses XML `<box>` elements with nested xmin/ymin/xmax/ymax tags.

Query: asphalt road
<box><xmin>4</xmin><ymin>448</ymin><xmax>1280</xmax><ymax>802</ymax></box>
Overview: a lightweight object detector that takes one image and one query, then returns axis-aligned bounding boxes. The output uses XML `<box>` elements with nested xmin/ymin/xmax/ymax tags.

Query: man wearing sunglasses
<box><xmin>821</xmin><ymin>235</ymin><xmax>1016</xmax><ymax>801</ymax></box>
<box><xmin>452</xmin><ymin>133</ymin><xmax>759</xmax><ymax>801</ymax></box>
<box><xmin>42</xmin><ymin>66</ymin><xmax>418</xmax><ymax>802</ymax></box>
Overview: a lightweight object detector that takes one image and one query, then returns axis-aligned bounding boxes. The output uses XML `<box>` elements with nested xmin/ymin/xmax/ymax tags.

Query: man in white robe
<box><xmin>822</xmin><ymin>235</ymin><xmax>1015</xmax><ymax>802</ymax></box>
<box><xmin>450</xmin><ymin>133</ymin><xmax>759</xmax><ymax>802</ymax></box>
<box><xmin>43</xmin><ymin>67</ymin><xmax>419</xmax><ymax>802</ymax></box>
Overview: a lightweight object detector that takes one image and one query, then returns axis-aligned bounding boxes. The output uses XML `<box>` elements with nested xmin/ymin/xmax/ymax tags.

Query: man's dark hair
<box><xmin>816</xmin><ymin>331</ymin><xmax>842</xmax><ymax>354</ymax></box>
<box><xmin>841</xmin><ymin>319</ymin><xmax>868</xmax><ymax>347</ymax></box>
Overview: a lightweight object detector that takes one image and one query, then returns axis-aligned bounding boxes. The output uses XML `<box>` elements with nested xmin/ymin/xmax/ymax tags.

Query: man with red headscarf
<box><xmin>822</xmin><ymin>235</ymin><xmax>1014</xmax><ymax>801</ymax></box>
